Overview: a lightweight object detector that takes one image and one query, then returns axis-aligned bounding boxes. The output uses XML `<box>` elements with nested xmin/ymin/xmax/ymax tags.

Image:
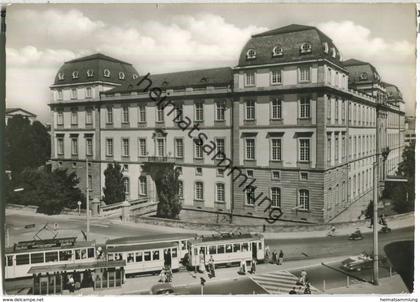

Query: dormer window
<box><xmin>104</xmin><ymin>69</ymin><xmax>111</xmax><ymax>78</ymax></box>
<box><xmin>336</xmin><ymin>50</ymin><xmax>341</xmax><ymax>61</ymax></box>
<box><xmin>58</xmin><ymin>72</ymin><xmax>65</xmax><ymax>80</ymax></box>
<box><xmin>72</xmin><ymin>71</ymin><xmax>79</xmax><ymax>79</ymax></box>
<box><xmin>246</xmin><ymin>49</ymin><xmax>257</xmax><ymax>60</ymax></box>
<box><xmin>360</xmin><ymin>72</ymin><xmax>368</xmax><ymax>80</ymax></box>
<box><xmin>87</xmin><ymin>69</ymin><xmax>94</xmax><ymax>77</ymax></box>
<box><xmin>331</xmin><ymin>47</ymin><xmax>337</xmax><ymax>58</ymax></box>
<box><xmin>118</xmin><ymin>72</ymin><xmax>125</xmax><ymax>80</ymax></box>
<box><xmin>272</xmin><ymin>46</ymin><xmax>284</xmax><ymax>57</ymax></box>
<box><xmin>132</xmin><ymin>74</ymin><xmax>139</xmax><ymax>80</ymax></box>
<box><xmin>323</xmin><ymin>42</ymin><xmax>329</xmax><ymax>54</ymax></box>
<box><xmin>300</xmin><ymin>42</ymin><xmax>312</xmax><ymax>54</ymax></box>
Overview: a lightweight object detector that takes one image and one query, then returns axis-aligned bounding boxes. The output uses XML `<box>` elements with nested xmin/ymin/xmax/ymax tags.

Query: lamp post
<box><xmin>77</xmin><ymin>201</ymin><xmax>81</xmax><ymax>215</ymax></box>
<box><xmin>86</xmin><ymin>158</ymin><xmax>90</xmax><ymax>239</ymax></box>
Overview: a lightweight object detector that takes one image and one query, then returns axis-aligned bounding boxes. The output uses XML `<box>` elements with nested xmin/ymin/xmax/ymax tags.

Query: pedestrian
<box><xmin>208</xmin><ymin>255</ymin><xmax>215</xmax><ymax>278</ymax></box>
<box><xmin>198</xmin><ymin>251</ymin><xmax>206</xmax><ymax>273</ymax></box>
<box><xmin>304</xmin><ymin>282</ymin><xmax>312</xmax><ymax>294</ymax></box>
<box><xmin>278</xmin><ymin>250</ymin><xmax>284</xmax><ymax>265</ymax></box>
<box><xmin>264</xmin><ymin>245</ymin><xmax>270</xmax><ymax>263</ymax></box>
<box><xmin>289</xmin><ymin>287</ymin><xmax>297</xmax><ymax>294</ymax></box>
<box><xmin>272</xmin><ymin>250</ymin><xmax>277</xmax><ymax>264</ymax></box>
<box><xmin>238</xmin><ymin>259</ymin><xmax>247</xmax><ymax>275</ymax></box>
<box><xmin>68</xmin><ymin>275</ymin><xmax>75</xmax><ymax>293</ymax></box>
<box><xmin>250</xmin><ymin>258</ymin><xmax>256</xmax><ymax>274</ymax></box>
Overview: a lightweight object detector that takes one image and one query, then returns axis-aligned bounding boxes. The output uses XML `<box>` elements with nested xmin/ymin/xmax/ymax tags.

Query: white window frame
<box><xmin>156</xmin><ymin>138</ymin><xmax>166</xmax><ymax>157</ymax></box>
<box><xmin>298</xmin><ymin>138</ymin><xmax>310</xmax><ymax>162</ymax></box>
<box><xmin>271</xmin><ymin>170</ymin><xmax>281</xmax><ymax>180</ymax></box>
<box><xmin>156</xmin><ymin>105</ymin><xmax>164</xmax><ymax>123</ymax></box>
<box><xmin>244</xmin><ymin>72</ymin><xmax>256</xmax><ymax>87</ymax></box>
<box><xmin>85</xmin><ymin>108</ymin><xmax>93</xmax><ymax>125</ymax></box>
<box><xmin>86</xmin><ymin>87</ymin><xmax>92</xmax><ymax>98</ymax></box>
<box><xmin>216</xmin><ymin>183</ymin><xmax>225</xmax><ymax>203</ymax></box>
<box><xmin>194</xmin><ymin>139</ymin><xmax>203</xmax><ymax>159</ymax></box>
<box><xmin>245</xmin><ymin>100</ymin><xmax>255</xmax><ymax>120</ymax></box>
<box><xmin>245</xmin><ymin>186</ymin><xmax>256</xmax><ymax>206</ymax></box>
<box><xmin>215</xmin><ymin>101</ymin><xmax>225</xmax><ymax>121</ymax></box>
<box><xmin>122</xmin><ymin>138</ymin><xmax>130</xmax><ymax>157</ymax></box>
<box><xmin>57</xmin><ymin>138</ymin><xmax>64</xmax><ymax>155</ymax></box>
<box><xmin>246</xmin><ymin>49</ymin><xmax>256</xmax><ymax>60</ymax></box>
<box><xmin>57</xmin><ymin>110</ymin><xmax>64</xmax><ymax>125</ymax></box>
<box><xmin>300</xmin><ymin>43</ymin><xmax>312</xmax><ymax>54</ymax></box>
<box><xmin>138</xmin><ymin>105</ymin><xmax>146</xmax><ymax>123</ymax></box>
<box><xmin>106</xmin><ymin>107</ymin><xmax>113</xmax><ymax>124</ymax></box>
<box><xmin>138</xmin><ymin>138</ymin><xmax>147</xmax><ymax>157</ymax></box>
<box><xmin>299</xmin><ymin>97</ymin><xmax>311</xmax><ymax>119</ymax></box>
<box><xmin>138</xmin><ymin>176</ymin><xmax>147</xmax><ymax>196</ymax></box>
<box><xmin>271</xmin><ymin>70</ymin><xmax>282</xmax><ymax>85</ymax></box>
<box><xmin>215</xmin><ymin>138</ymin><xmax>225</xmax><ymax>159</ymax></box>
<box><xmin>245</xmin><ymin>138</ymin><xmax>256</xmax><ymax>160</ymax></box>
<box><xmin>298</xmin><ymin>189</ymin><xmax>310</xmax><ymax>211</ymax></box>
<box><xmin>271</xmin><ymin>138</ymin><xmax>282</xmax><ymax>161</ymax></box>
<box><xmin>122</xmin><ymin>106</ymin><xmax>129</xmax><ymax>124</ymax></box>
<box><xmin>175</xmin><ymin>138</ymin><xmax>184</xmax><ymax>159</ymax></box>
<box><xmin>271</xmin><ymin>98</ymin><xmax>282</xmax><ymax>120</ymax></box>
<box><xmin>86</xmin><ymin>138</ymin><xmax>93</xmax><ymax>156</ymax></box>
<box><xmin>271</xmin><ymin>187</ymin><xmax>281</xmax><ymax>208</ymax></box>
<box><xmin>195</xmin><ymin>103</ymin><xmax>204</xmax><ymax>121</ymax></box>
<box><xmin>298</xmin><ymin>66</ymin><xmax>311</xmax><ymax>83</ymax></box>
<box><xmin>71</xmin><ymin>108</ymin><xmax>78</xmax><ymax>125</ymax></box>
<box><xmin>71</xmin><ymin>89</ymin><xmax>77</xmax><ymax>100</ymax></box>
<box><xmin>106</xmin><ymin>138</ymin><xmax>114</xmax><ymax>157</ymax></box>
<box><xmin>57</xmin><ymin>90</ymin><xmax>63</xmax><ymax>101</ymax></box>
<box><xmin>194</xmin><ymin>182</ymin><xmax>204</xmax><ymax>201</ymax></box>
<box><xmin>71</xmin><ymin>138</ymin><xmax>78</xmax><ymax>156</ymax></box>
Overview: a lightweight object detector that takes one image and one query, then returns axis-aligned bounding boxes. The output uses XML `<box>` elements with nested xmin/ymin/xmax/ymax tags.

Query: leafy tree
<box><xmin>143</xmin><ymin>163</ymin><xmax>181</xmax><ymax>219</ymax></box>
<box><xmin>5</xmin><ymin>115</ymin><xmax>50</xmax><ymax>177</ymax></box>
<box><xmin>103</xmin><ymin>162</ymin><xmax>125</xmax><ymax>204</ymax></box>
<box><xmin>5</xmin><ymin>167</ymin><xmax>85</xmax><ymax>215</ymax></box>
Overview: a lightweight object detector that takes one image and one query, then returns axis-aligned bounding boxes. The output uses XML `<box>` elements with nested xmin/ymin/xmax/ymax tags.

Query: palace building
<box><xmin>49</xmin><ymin>24</ymin><xmax>405</xmax><ymax>224</ymax></box>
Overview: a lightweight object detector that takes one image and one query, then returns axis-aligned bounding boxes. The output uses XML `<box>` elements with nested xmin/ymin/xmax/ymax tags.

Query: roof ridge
<box><xmin>252</xmin><ymin>24</ymin><xmax>316</xmax><ymax>38</ymax></box>
<box><xmin>65</xmin><ymin>53</ymin><xmax>132</xmax><ymax>65</ymax></box>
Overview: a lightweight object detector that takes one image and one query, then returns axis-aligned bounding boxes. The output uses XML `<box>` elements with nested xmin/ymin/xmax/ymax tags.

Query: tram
<box><xmin>105</xmin><ymin>233</ymin><xmax>196</xmax><ymax>276</ymax></box>
<box><xmin>187</xmin><ymin>233</ymin><xmax>265</xmax><ymax>269</ymax></box>
<box><xmin>4</xmin><ymin>237</ymin><xmax>97</xmax><ymax>279</ymax></box>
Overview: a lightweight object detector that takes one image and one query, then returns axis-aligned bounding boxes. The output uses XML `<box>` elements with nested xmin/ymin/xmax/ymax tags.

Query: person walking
<box><xmin>278</xmin><ymin>250</ymin><xmax>284</xmax><ymax>265</ymax></box>
<box><xmin>208</xmin><ymin>255</ymin><xmax>215</xmax><ymax>278</ymax></box>
<box><xmin>250</xmin><ymin>258</ymin><xmax>256</xmax><ymax>274</ymax></box>
<box><xmin>272</xmin><ymin>250</ymin><xmax>277</xmax><ymax>264</ymax></box>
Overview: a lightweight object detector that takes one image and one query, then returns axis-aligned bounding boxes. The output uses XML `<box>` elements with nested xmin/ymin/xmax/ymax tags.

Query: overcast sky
<box><xmin>5</xmin><ymin>3</ymin><xmax>417</xmax><ymax>122</ymax></box>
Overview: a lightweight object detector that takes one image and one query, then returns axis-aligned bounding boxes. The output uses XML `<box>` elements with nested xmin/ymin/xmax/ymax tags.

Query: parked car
<box><xmin>150</xmin><ymin>283</ymin><xmax>175</xmax><ymax>295</ymax></box>
<box><xmin>341</xmin><ymin>253</ymin><xmax>373</xmax><ymax>271</ymax></box>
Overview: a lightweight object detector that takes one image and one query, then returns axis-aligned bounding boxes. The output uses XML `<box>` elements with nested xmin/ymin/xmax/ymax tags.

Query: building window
<box><xmin>335</xmin><ymin>100</ymin><xmax>339</xmax><ymax>122</ymax></box>
<box><xmin>85</xmin><ymin>108</ymin><xmax>93</xmax><ymax>125</ymax></box>
<box><xmin>119</xmin><ymin>72</ymin><xmax>125</xmax><ymax>80</ymax></box>
<box><xmin>216</xmin><ymin>168</ymin><xmax>225</xmax><ymax>177</ymax></box>
<box><xmin>246</xmin><ymin>170</ymin><xmax>254</xmax><ymax>178</ymax></box>
<box><xmin>216</xmin><ymin>138</ymin><xmax>225</xmax><ymax>158</ymax></box>
<box><xmin>88</xmin><ymin>175</ymin><xmax>93</xmax><ymax>191</ymax></box>
<box><xmin>299</xmin><ymin>138</ymin><xmax>310</xmax><ymax>162</ymax></box>
<box><xmin>122</xmin><ymin>106</ymin><xmax>129</xmax><ymax>124</ymax></box>
<box><xmin>156</xmin><ymin>138</ymin><xmax>165</xmax><ymax>157</ymax></box>
<box><xmin>327</xmin><ymin>97</ymin><xmax>331</xmax><ymax>122</ymax></box>
<box><xmin>215</xmin><ymin>101</ymin><xmax>225</xmax><ymax>121</ymax></box>
<box><xmin>195</xmin><ymin>167</ymin><xmax>203</xmax><ymax>176</ymax></box>
<box><xmin>58</xmin><ymin>72</ymin><xmax>65</xmax><ymax>80</ymax></box>
<box><xmin>123</xmin><ymin>178</ymin><xmax>129</xmax><ymax>197</ymax></box>
<box><xmin>87</xmin><ymin>69</ymin><xmax>94</xmax><ymax>77</ymax></box>
<box><xmin>104</xmin><ymin>69</ymin><xmax>111</xmax><ymax>78</ymax></box>
<box><xmin>122</xmin><ymin>138</ymin><xmax>129</xmax><ymax>157</ymax></box>
<box><xmin>138</xmin><ymin>138</ymin><xmax>147</xmax><ymax>157</ymax></box>
<box><xmin>71</xmin><ymin>108</ymin><xmax>78</xmax><ymax>125</ymax></box>
<box><xmin>272</xmin><ymin>46</ymin><xmax>284</xmax><ymax>57</ymax></box>
<box><xmin>106</xmin><ymin>138</ymin><xmax>113</xmax><ymax>156</ymax></box>
<box><xmin>175</xmin><ymin>138</ymin><xmax>184</xmax><ymax>158</ymax></box>
<box><xmin>271</xmin><ymin>187</ymin><xmax>281</xmax><ymax>208</ymax></box>
<box><xmin>300</xmin><ymin>42</ymin><xmax>312</xmax><ymax>54</ymax></box>
<box><xmin>139</xmin><ymin>176</ymin><xmax>147</xmax><ymax>196</ymax></box>
<box><xmin>360</xmin><ymin>72</ymin><xmax>368</xmax><ymax>80</ymax></box>
<box><xmin>245</xmin><ymin>72</ymin><xmax>255</xmax><ymax>87</ymax></box>
<box><xmin>178</xmin><ymin>181</ymin><xmax>184</xmax><ymax>199</ymax></box>
<box><xmin>334</xmin><ymin>135</ymin><xmax>339</xmax><ymax>161</ymax></box>
<box><xmin>106</xmin><ymin>107</ymin><xmax>113</xmax><ymax>124</ymax></box>
<box><xmin>245</xmin><ymin>138</ymin><xmax>255</xmax><ymax>160</ymax></box>
<box><xmin>194</xmin><ymin>139</ymin><xmax>203</xmax><ymax>159</ymax></box>
<box><xmin>57</xmin><ymin>90</ymin><xmax>63</xmax><ymax>101</ymax></box>
<box><xmin>342</xmin><ymin>135</ymin><xmax>346</xmax><ymax>160</ymax></box>
<box><xmin>195</xmin><ymin>103</ymin><xmax>204</xmax><ymax>121</ymax></box>
<box><xmin>216</xmin><ymin>183</ymin><xmax>225</xmax><ymax>203</ymax></box>
<box><xmin>86</xmin><ymin>87</ymin><xmax>92</xmax><ymax>98</ymax></box>
<box><xmin>298</xmin><ymin>189</ymin><xmax>309</xmax><ymax>210</ymax></box>
<box><xmin>271</xmin><ymin>138</ymin><xmax>282</xmax><ymax>161</ymax></box>
<box><xmin>57</xmin><ymin>110</ymin><xmax>64</xmax><ymax>125</ymax></box>
<box><xmin>299</xmin><ymin>97</ymin><xmax>311</xmax><ymax>118</ymax></box>
<box><xmin>327</xmin><ymin>68</ymin><xmax>332</xmax><ymax>84</ymax></box>
<box><xmin>156</xmin><ymin>105</ymin><xmax>164</xmax><ymax>122</ymax></box>
<box><xmin>323</xmin><ymin>42</ymin><xmax>329</xmax><ymax>54</ymax></box>
<box><xmin>72</xmin><ymin>71</ymin><xmax>79</xmax><ymax>79</ymax></box>
<box><xmin>327</xmin><ymin>135</ymin><xmax>332</xmax><ymax>163</ymax></box>
<box><xmin>298</xmin><ymin>66</ymin><xmax>310</xmax><ymax>82</ymax></box>
<box><xmin>271</xmin><ymin>98</ymin><xmax>282</xmax><ymax>120</ymax></box>
<box><xmin>245</xmin><ymin>186</ymin><xmax>256</xmax><ymax>205</ymax></box>
<box><xmin>71</xmin><ymin>138</ymin><xmax>78</xmax><ymax>156</ymax></box>
<box><xmin>138</xmin><ymin>105</ymin><xmax>146</xmax><ymax>123</ymax></box>
<box><xmin>195</xmin><ymin>182</ymin><xmax>204</xmax><ymax>200</ymax></box>
<box><xmin>272</xmin><ymin>171</ymin><xmax>280</xmax><ymax>180</ymax></box>
<box><xmin>71</xmin><ymin>89</ymin><xmax>77</xmax><ymax>100</ymax></box>
<box><xmin>86</xmin><ymin>138</ymin><xmax>93</xmax><ymax>156</ymax></box>
<box><xmin>245</xmin><ymin>100</ymin><xmax>255</xmax><ymax>120</ymax></box>
<box><xmin>246</xmin><ymin>49</ymin><xmax>256</xmax><ymax>60</ymax></box>
<box><xmin>300</xmin><ymin>172</ymin><xmax>309</xmax><ymax>181</ymax></box>
<box><xmin>271</xmin><ymin>70</ymin><xmax>282</xmax><ymax>84</ymax></box>
<box><xmin>57</xmin><ymin>138</ymin><xmax>64</xmax><ymax>155</ymax></box>
<box><xmin>335</xmin><ymin>71</ymin><xmax>339</xmax><ymax>87</ymax></box>
<box><xmin>342</xmin><ymin>101</ymin><xmax>345</xmax><ymax>123</ymax></box>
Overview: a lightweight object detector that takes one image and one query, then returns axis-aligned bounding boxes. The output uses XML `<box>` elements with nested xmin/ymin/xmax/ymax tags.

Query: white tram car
<box><xmin>105</xmin><ymin>233</ymin><xmax>195</xmax><ymax>276</ymax></box>
<box><xmin>188</xmin><ymin>233</ymin><xmax>265</xmax><ymax>269</ymax></box>
<box><xmin>4</xmin><ymin>237</ymin><xmax>97</xmax><ymax>279</ymax></box>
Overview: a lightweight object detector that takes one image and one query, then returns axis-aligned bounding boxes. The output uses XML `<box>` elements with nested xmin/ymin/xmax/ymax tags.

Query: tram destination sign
<box><xmin>14</xmin><ymin>237</ymin><xmax>77</xmax><ymax>251</ymax></box>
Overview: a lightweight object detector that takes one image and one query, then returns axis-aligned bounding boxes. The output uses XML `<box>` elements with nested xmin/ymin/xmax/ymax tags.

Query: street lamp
<box><xmin>77</xmin><ymin>201</ymin><xmax>82</xmax><ymax>215</ymax></box>
<box><xmin>13</xmin><ymin>187</ymin><xmax>24</xmax><ymax>192</ymax></box>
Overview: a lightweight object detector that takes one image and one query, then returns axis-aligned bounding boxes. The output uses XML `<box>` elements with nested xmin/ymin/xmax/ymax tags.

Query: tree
<box><xmin>143</xmin><ymin>163</ymin><xmax>182</xmax><ymax>219</ymax></box>
<box><xmin>5</xmin><ymin>115</ymin><xmax>51</xmax><ymax>177</ymax></box>
<box><xmin>5</xmin><ymin>167</ymin><xmax>85</xmax><ymax>215</ymax></box>
<box><xmin>103</xmin><ymin>162</ymin><xmax>126</xmax><ymax>204</ymax></box>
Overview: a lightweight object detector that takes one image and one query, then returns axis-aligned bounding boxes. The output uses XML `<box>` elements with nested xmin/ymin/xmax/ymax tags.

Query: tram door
<box><xmin>251</xmin><ymin>242</ymin><xmax>257</xmax><ymax>260</ymax></box>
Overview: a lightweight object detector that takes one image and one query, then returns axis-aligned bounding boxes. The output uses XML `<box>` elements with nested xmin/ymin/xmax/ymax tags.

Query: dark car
<box><xmin>341</xmin><ymin>254</ymin><xmax>373</xmax><ymax>272</ymax></box>
<box><xmin>150</xmin><ymin>283</ymin><xmax>175</xmax><ymax>295</ymax></box>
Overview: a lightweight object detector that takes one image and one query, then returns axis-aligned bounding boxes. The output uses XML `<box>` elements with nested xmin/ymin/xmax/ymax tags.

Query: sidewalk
<box><xmin>325</xmin><ymin>275</ymin><xmax>409</xmax><ymax>294</ymax></box>
<box><xmin>77</xmin><ymin>255</ymin><xmax>348</xmax><ymax>295</ymax></box>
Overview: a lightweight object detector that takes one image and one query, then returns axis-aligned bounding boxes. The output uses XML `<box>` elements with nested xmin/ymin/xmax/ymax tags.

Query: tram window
<box><xmin>115</xmin><ymin>253</ymin><xmax>123</xmax><ymax>261</ymax></box>
<box><xmin>233</xmin><ymin>244</ymin><xmax>240</xmax><ymax>252</ymax></box>
<box><xmin>258</xmin><ymin>242</ymin><xmax>262</xmax><ymax>250</ymax></box>
<box><xmin>127</xmin><ymin>253</ymin><xmax>135</xmax><ymax>263</ymax></box>
<box><xmin>7</xmin><ymin>255</ymin><xmax>13</xmax><ymax>266</ymax></box>
<box><xmin>88</xmin><ymin>248</ymin><xmax>95</xmax><ymax>258</ymax></box>
<box><xmin>31</xmin><ymin>253</ymin><xmax>45</xmax><ymax>264</ymax></box>
<box><xmin>144</xmin><ymin>251</ymin><xmax>151</xmax><ymax>261</ymax></box>
<box><xmin>209</xmin><ymin>246</ymin><xmax>216</xmax><ymax>255</ymax></box>
<box><xmin>172</xmin><ymin>248</ymin><xmax>177</xmax><ymax>258</ymax></box>
<box><xmin>59</xmin><ymin>250</ymin><xmax>72</xmax><ymax>261</ymax></box>
<box><xmin>217</xmin><ymin>245</ymin><xmax>225</xmax><ymax>254</ymax></box>
<box><xmin>135</xmin><ymin>252</ymin><xmax>143</xmax><ymax>262</ymax></box>
<box><xmin>226</xmin><ymin>244</ymin><xmax>232</xmax><ymax>253</ymax></box>
<box><xmin>16</xmin><ymin>254</ymin><xmax>30</xmax><ymax>265</ymax></box>
<box><xmin>75</xmin><ymin>249</ymin><xmax>81</xmax><ymax>260</ymax></box>
<box><xmin>153</xmin><ymin>250</ymin><xmax>160</xmax><ymax>260</ymax></box>
<box><xmin>108</xmin><ymin>253</ymin><xmax>114</xmax><ymax>261</ymax></box>
<box><xmin>45</xmin><ymin>251</ymin><xmax>58</xmax><ymax>262</ymax></box>
<box><xmin>81</xmin><ymin>249</ymin><xmax>87</xmax><ymax>259</ymax></box>
<box><xmin>242</xmin><ymin>243</ymin><xmax>249</xmax><ymax>251</ymax></box>
<box><xmin>181</xmin><ymin>240</ymin><xmax>187</xmax><ymax>250</ymax></box>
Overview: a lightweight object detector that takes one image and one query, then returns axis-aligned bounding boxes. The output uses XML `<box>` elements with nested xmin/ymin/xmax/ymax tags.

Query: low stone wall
<box><xmin>134</xmin><ymin>211</ymin><xmax>414</xmax><ymax>233</ymax></box>
<box><xmin>6</xmin><ymin>203</ymin><xmax>39</xmax><ymax>214</ymax></box>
